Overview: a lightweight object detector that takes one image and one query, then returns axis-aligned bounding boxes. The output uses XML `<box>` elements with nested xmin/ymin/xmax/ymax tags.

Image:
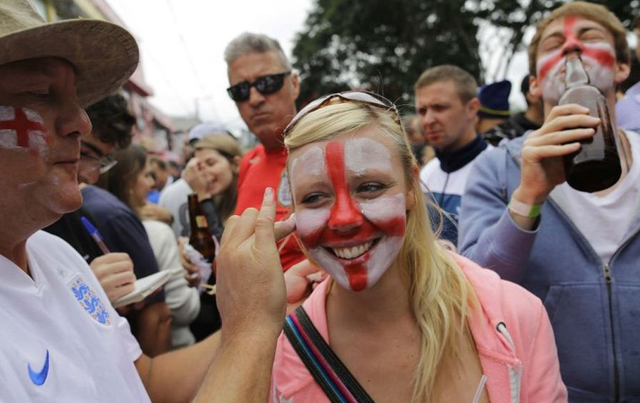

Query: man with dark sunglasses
<box><xmin>224</xmin><ymin>32</ymin><xmax>305</xmax><ymax>270</ymax></box>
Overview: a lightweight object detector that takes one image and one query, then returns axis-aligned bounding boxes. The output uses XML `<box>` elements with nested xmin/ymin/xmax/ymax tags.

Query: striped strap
<box><xmin>283</xmin><ymin>307</ymin><xmax>376</xmax><ymax>403</ymax></box>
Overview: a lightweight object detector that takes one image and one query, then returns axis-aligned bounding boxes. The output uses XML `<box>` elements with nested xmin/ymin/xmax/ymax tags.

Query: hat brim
<box><xmin>0</xmin><ymin>19</ymin><xmax>139</xmax><ymax>107</ymax></box>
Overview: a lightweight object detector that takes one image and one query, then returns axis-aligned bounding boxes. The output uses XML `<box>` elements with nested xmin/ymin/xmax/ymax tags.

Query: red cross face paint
<box><xmin>0</xmin><ymin>106</ymin><xmax>48</xmax><ymax>156</ymax></box>
<box><xmin>290</xmin><ymin>135</ymin><xmax>407</xmax><ymax>292</ymax></box>
<box><xmin>537</xmin><ymin>16</ymin><xmax>617</xmax><ymax>102</ymax></box>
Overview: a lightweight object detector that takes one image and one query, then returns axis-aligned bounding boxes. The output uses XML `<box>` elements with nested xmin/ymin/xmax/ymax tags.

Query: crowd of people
<box><xmin>1</xmin><ymin>0</ymin><xmax>639</xmax><ymax>401</ymax></box>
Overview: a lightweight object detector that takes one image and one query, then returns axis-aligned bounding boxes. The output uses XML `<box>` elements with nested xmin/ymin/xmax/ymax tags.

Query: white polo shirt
<box><xmin>0</xmin><ymin>231</ymin><xmax>150</xmax><ymax>402</ymax></box>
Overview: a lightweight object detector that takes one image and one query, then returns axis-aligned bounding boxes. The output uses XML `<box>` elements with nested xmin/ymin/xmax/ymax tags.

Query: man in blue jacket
<box><xmin>459</xmin><ymin>2</ymin><xmax>638</xmax><ymax>401</ymax></box>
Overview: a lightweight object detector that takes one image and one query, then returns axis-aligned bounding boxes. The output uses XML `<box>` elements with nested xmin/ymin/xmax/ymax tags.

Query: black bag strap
<box><xmin>283</xmin><ymin>306</ymin><xmax>376</xmax><ymax>403</ymax></box>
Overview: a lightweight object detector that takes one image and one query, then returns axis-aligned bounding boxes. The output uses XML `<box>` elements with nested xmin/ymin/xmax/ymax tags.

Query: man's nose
<box><xmin>248</xmin><ymin>86</ymin><xmax>265</xmax><ymax>107</ymax></box>
<box><xmin>562</xmin><ymin>37</ymin><xmax>583</xmax><ymax>56</ymax></box>
<box><xmin>423</xmin><ymin>110</ymin><xmax>437</xmax><ymax>126</ymax></box>
<box><xmin>56</xmin><ymin>98</ymin><xmax>92</xmax><ymax>140</ymax></box>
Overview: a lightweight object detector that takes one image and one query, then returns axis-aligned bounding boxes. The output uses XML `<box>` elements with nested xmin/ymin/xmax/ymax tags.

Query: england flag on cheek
<box><xmin>0</xmin><ymin>106</ymin><xmax>47</xmax><ymax>155</ymax></box>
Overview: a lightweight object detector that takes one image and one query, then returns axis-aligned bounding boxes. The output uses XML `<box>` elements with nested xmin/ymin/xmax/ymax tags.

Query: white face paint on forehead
<box><xmin>344</xmin><ymin>137</ymin><xmax>393</xmax><ymax>176</ymax></box>
<box><xmin>289</xmin><ymin>145</ymin><xmax>326</xmax><ymax>198</ymax></box>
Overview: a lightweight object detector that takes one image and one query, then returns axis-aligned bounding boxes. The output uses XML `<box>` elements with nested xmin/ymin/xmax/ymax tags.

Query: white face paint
<box><xmin>344</xmin><ymin>137</ymin><xmax>393</xmax><ymax>176</ymax></box>
<box><xmin>536</xmin><ymin>16</ymin><xmax>618</xmax><ymax>103</ymax></box>
<box><xmin>538</xmin><ymin>43</ymin><xmax>616</xmax><ymax>103</ymax></box>
<box><xmin>0</xmin><ymin>106</ymin><xmax>48</xmax><ymax>157</ymax></box>
<box><xmin>290</xmin><ymin>134</ymin><xmax>408</xmax><ymax>292</ymax></box>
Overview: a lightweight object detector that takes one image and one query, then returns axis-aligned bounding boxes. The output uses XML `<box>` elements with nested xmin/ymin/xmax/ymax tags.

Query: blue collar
<box><xmin>435</xmin><ymin>134</ymin><xmax>488</xmax><ymax>173</ymax></box>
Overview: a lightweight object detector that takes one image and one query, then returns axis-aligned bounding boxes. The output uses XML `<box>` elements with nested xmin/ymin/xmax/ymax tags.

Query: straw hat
<box><xmin>0</xmin><ymin>0</ymin><xmax>139</xmax><ymax>106</ymax></box>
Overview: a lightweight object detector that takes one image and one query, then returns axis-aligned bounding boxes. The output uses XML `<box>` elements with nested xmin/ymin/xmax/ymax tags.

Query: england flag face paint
<box><xmin>0</xmin><ymin>106</ymin><xmax>49</xmax><ymax>156</ymax></box>
<box><xmin>290</xmin><ymin>133</ymin><xmax>408</xmax><ymax>292</ymax></box>
<box><xmin>536</xmin><ymin>16</ymin><xmax>617</xmax><ymax>103</ymax></box>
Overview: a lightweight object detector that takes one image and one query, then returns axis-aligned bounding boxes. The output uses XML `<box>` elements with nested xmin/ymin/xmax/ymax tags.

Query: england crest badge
<box><xmin>69</xmin><ymin>276</ymin><xmax>111</xmax><ymax>325</ymax></box>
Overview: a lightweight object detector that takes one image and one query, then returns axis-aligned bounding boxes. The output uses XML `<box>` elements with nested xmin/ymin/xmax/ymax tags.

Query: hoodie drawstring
<box><xmin>497</xmin><ymin>322</ymin><xmax>522</xmax><ymax>403</ymax></box>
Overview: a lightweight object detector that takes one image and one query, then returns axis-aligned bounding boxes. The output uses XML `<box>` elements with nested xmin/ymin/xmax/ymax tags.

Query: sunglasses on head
<box><xmin>226</xmin><ymin>71</ymin><xmax>292</xmax><ymax>103</ymax></box>
<box><xmin>283</xmin><ymin>91</ymin><xmax>400</xmax><ymax>138</ymax></box>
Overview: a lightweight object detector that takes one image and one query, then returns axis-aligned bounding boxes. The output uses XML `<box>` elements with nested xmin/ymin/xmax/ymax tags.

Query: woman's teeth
<box><xmin>331</xmin><ymin>240</ymin><xmax>374</xmax><ymax>260</ymax></box>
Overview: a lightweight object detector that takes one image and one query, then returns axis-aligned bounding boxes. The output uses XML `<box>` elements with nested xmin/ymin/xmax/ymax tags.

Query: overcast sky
<box><xmin>106</xmin><ymin>1</ymin><xmax>636</xmax><ymax>133</ymax></box>
<box><xmin>106</xmin><ymin>0</ymin><xmax>313</xmax><ymax>130</ymax></box>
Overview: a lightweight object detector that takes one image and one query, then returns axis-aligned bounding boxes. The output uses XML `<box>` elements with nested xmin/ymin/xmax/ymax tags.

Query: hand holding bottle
<box><xmin>515</xmin><ymin>104</ymin><xmax>600</xmax><ymax>206</ymax></box>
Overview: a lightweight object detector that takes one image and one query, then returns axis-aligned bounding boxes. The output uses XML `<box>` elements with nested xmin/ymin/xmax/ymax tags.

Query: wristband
<box><xmin>508</xmin><ymin>196</ymin><xmax>542</xmax><ymax>218</ymax></box>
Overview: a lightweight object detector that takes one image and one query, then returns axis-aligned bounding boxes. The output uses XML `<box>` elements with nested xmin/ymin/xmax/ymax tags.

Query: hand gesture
<box><xmin>182</xmin><ymin>157</ymin><xmax>213</xmax><ymax>198</ymax></box>
<box><xmin>284</xmin><ymin>259</ymin><xmax>326</xmax><ymax>314</ymax></box>
<box><xmin>215</xmin><ymin>188</ymin><xmax>296</xmax><ymax>340</ymax></box>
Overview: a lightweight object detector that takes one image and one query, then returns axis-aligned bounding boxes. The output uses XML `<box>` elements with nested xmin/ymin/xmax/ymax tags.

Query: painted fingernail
<box><xmin>264</xmin><ymin>187</ymin><xmax>274</xmax><ymax>200</ymax></box>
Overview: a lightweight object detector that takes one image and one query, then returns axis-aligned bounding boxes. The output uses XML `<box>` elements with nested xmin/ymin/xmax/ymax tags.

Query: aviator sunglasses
<box><xmin>283</xmin><ymin>91</ymin><xmax>400</xmax><ymax>137</ymax></box>
<box><xmin>226</xmin><ymin>71</ymin><xmax>292</xmax><ymax>103</ymax></box>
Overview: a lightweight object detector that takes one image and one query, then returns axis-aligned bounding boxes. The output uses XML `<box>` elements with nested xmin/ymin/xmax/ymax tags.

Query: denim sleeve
<box><xmin>458</xmin><ymin>148</ymin><xmax>539</xmax><ymax>283</ymax></box>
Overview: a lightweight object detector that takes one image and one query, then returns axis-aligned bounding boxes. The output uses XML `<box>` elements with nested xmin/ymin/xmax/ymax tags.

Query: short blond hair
<box><xmin>414</xmin><ymin>65</ymin><xmax>478</xmax><ymax>104</ymax></box>
<box><xmin>528</xmin><ymin>1</ymin><xmax>629</xmax><ymax>76</ymax></box>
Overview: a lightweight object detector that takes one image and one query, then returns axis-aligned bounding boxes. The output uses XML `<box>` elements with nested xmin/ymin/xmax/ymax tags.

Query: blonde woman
<box><xmin>270</xmin><ymin>92</ymin><xmax>567</xmax><ymax>402</ymax></box>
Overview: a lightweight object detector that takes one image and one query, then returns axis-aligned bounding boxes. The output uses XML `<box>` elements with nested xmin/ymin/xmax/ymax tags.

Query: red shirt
<box><xmin>235</xmin><ymin>144</ymin><xmax>304</xmax><ymax>270</ymax></box>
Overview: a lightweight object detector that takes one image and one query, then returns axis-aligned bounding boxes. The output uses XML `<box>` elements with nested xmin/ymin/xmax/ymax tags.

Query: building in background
<box><xmin>30</xmin><ymin>0</ymin><xmax>177</xmax><ymax>157</ymax></box>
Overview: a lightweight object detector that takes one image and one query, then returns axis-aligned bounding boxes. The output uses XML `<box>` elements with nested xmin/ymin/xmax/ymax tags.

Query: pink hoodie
<box><xmin>271</xmin><ymin>253</ymin><xmax>567</xmax><ymax>403</ymax></box>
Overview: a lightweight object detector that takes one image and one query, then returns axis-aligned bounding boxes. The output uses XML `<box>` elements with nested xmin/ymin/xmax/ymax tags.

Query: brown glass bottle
<box><xmin>188</xmin><ymin>193</ymin><xmax>216</xmax><ymax>268</ymax></box>
<box><xmin>559</xmin><ymin>55</ymin><xmax>621</xmax><ymax>192</ymax></box>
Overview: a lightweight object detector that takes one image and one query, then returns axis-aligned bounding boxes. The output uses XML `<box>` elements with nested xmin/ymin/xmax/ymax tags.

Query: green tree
<box><xmin>292</xmin><ymin>0</ymin><xmax>639</xmax><ymax>110</ymax></box>
<box><xmin>476</xmin><ymin>0</ymin><xmax>638</xmax><ymax>81</ymax></box>
<box><xmin>291</xmin><ymin>0</ymin><xmax>482</xmax><ymax>114</ymax></box>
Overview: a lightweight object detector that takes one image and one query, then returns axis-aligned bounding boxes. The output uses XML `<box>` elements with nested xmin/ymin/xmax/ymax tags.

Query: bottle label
<box><xmin>196</xmin><ymin>215</ymin><xmax>208</xmax><ymax>228</ymax></box>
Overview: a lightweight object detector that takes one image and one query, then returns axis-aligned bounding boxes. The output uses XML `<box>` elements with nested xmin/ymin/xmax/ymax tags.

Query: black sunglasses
<box><xmin>283</xmin><ymin>91</ymin><xmax>400</xmax><ymax>138</ymax></box>
<box><xmin>226</xmin><ymin>71</ymin><xmax>291</xmax><ymax>103</ymax></box>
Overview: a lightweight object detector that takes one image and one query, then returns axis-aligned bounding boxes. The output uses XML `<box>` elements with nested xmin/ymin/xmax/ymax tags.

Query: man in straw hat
<box><xmin>0</xmin><ymin>1</ymin><xmax>296</xmax><ymax>402</ymax></box>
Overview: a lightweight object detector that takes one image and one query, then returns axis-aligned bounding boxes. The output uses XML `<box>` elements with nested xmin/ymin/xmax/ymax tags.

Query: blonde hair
<box><xmin>528</xmin><ymin>1</ymin><xmax>630</xmax><ymax>76</ymax></box>
<box><xmin>285</xmin><ymin>100</ymin><xmax>477</xmax><ymax>402</ymax></box>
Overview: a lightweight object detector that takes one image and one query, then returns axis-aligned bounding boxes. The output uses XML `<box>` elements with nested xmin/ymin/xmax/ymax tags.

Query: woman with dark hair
<box><xmin>95</xmin><ymin>144</ymin><xmax>200</xmax><ymax>349</ymax></box>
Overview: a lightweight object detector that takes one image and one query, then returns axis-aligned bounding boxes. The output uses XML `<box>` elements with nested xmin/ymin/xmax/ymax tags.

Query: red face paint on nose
<box><xmin>325</xmin><ymin>141</ymin><xmax>369</xmax><ymax>291</ymax></box>
<box><xmin>325</xmin><ymin>141</ymin><xmax>364</xmax><ymax>230</ymax></box>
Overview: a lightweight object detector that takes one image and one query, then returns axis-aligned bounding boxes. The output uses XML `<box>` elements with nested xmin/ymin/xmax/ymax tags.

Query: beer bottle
<box><xmin>559</xmin><ymin>55</ymin><xmax>622</xmax><ymax>192</ymax></box>
<box><xmin>188</xmin><ymin>193</ymin><xmax>216</xmax><ymax>271</ymax></box>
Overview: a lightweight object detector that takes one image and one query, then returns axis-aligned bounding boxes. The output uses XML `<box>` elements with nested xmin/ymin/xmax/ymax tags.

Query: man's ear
<box><xmin>290</xmin><ymin>72</ymin><xmax>301</xmax><ymax>102</ymax></box>
<box><xmin>466</xmin><ymin>97</ymin><xmax>480</xmax><ymax>120</ymax></box>
<box><xmin>232</xmin><ymin>155</ymin><xmax>242</xmax><ymax>172</ymax></box>
<box><xmin>529</xmin><ymin>75</ymin><xmax>542</xmax><ymax>98</ymax></box>
<box><xmin>614</xmin><ymin>61</ymin><xmax>631</xmax><ymax>85</ymax></box>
